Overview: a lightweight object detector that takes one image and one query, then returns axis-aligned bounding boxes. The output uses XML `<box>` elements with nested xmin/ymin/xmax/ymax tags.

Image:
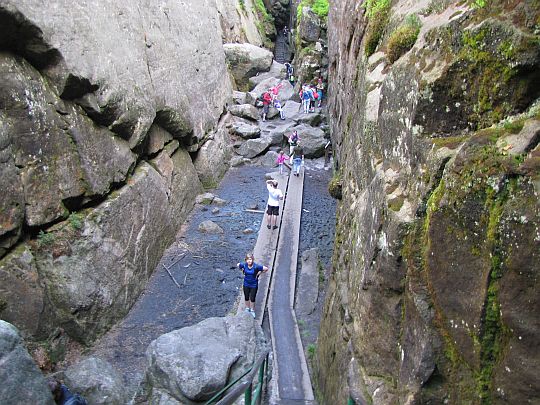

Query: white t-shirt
<box><xmin>267</xmin><ymin>184</ymin><xmax>283</xmax><ymax>207</ymax></box>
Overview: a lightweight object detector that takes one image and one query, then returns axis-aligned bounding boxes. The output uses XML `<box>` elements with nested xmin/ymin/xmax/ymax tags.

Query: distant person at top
<box><xmin>292</xmin><ymin>143</ymin><xmax>304</xmax><ymax>177</ymax></box>
<box><xmin>283</xmin><ymin>26</ymin><xmax>288</xmax><ymax>36</ymax></box>
<box><xmin>237</xmin><ymin>253</ymin><xmax>268</xmax><ymax>319</ymax></box>
<box><xmin>316</xmin><ymin>77</ymin><xmax>324</xmax><ymax>107</ymax></box>
<box><xmin>285</xmin><ymin>62</ymin><xmax>294</xmax><ymax>85</ymax></box>
<box><xmin>266</xmin><ymin>179</ymin><xmax>284</xmax><ymax>230</ymax></box>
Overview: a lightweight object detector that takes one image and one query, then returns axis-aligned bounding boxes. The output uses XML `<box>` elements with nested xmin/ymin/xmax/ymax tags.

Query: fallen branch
<box><xmin>245</xmin><ymin>209</ymin><xmax>265</xmax><ymax>214</ymax></box>
<box><xmin>162</xmin><ymin>264</ymin><xmax>181</xmax><ymax>289</ymax></box>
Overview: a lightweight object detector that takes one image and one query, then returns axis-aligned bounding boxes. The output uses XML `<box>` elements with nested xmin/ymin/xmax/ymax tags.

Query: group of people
<box><xmin>261</xmin><ymin>82</ymin><xmax>285</xmax><ymax>121</ymax></box>
<box><xmin>300</xmin><ymin>78</ymin><xmax>324</xmax><ymax>114</ymax></box>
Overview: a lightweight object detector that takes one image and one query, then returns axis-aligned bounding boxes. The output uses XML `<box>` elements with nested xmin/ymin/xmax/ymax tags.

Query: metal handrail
<box><xmin>204</xmin><ymin>349</ymin><xmax>270</xmax><ymax>405</ymax></box>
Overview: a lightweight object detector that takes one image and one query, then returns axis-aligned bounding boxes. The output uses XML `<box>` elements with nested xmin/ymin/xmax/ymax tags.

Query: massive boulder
<box><xmin>298</xmin><ymin>7</ymin><xmax>321</xmax><ymax>44</ymax></box>
<box><xmin>236</xmin><ymin>137</ymin><xmax>272</xmax><ymax>159</ymax></box>
<box><xmin>0</xmin><ymin>0</ymin><xmax>233</xmax><ymax>346</ymax></box>
<box><xmin>232</xmin><ymin>119</ymin><xmax>262</xmax><ymax>139</ymax></box>
<box><xmin>249</xmin><ymin>60</ymin><xmax>287</xmax><ymax>87</ymax></box>
<box><xmin>0</xmin><ymin>321</ymin><xmax>54</xmax><ymax>405</ymax></box>
<box><xmin>140</xmin><ymin>314</ymin><xmax>268</xmax><ymax>403</ymax></box>
<box><xmin>223</xmin><ymin>43</ymin><xmax>274</xmax><ymax>90</ymax></box>
<box><xmin>252</xmin><ymin>77</ymin><xmax>295</xmax><ymax>101</ymax></box>
<box><xmin>64</xmin><ymin>357</ymin><xmax>125</xmax><ymax>405</ymax></box>
<box><xmin>292</xmin><ymin>124</ymin><xmax>327</xmax><ymax>158</ymax></box>
<box><xmin>228</xmin><ymin>104</ymin><xmax>260</xmax><ymax>121</ymax></box>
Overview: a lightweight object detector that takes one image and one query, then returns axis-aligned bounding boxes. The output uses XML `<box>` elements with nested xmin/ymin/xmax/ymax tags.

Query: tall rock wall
<box><xmin>319</xmin><ymin>1</ymin><xmax>540</xmax><ymax>404</ymax></box>
<box><xmin>0</xmin><ymin>0</ymin><xmax>253</xmax><ymax>346</ymax></box>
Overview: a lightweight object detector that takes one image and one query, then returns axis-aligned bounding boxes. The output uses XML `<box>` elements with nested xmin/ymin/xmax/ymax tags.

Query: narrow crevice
<box><xmin>415</xmin><ymin>157</ymin><xmax>451</xmax><ymax>218</ymax></box>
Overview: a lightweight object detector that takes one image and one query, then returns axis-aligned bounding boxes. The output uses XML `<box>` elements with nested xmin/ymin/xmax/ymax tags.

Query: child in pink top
<box><xmin>276</xmin><ymin>150</ymin><xmax>290</xmax><ymax>175</ymax></box>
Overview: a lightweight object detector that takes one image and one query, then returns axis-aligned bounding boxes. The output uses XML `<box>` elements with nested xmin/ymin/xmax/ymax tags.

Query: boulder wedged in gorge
<box><xmin>138</xmin><ymin>314</ymin><xmax>268</xmax><ymax>403</ymax></box>
<box><xmin>318</xmin><ymin>1</ymin><xmax>540</xmax><ymax>404</ymax></box>
<box><xmin>223</xmin><ymin>43</ymin><xmax>274</xmax><ymax>90</ymax></box>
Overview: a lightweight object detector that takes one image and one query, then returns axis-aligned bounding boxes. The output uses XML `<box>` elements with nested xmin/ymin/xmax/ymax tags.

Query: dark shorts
<box><xmin>263</xmin><ymin>104</ymin><xmax>270</xmax><ymax>114</ymax></box>
<box><xmin>243</xmin><ymin>286</ymin><xmax>258</xmax><ymax>302</ymax></box>
<box><xmin>267</xmin><ymin>205</ymin><xmax>279</xmax><ymax>216</ymax></box>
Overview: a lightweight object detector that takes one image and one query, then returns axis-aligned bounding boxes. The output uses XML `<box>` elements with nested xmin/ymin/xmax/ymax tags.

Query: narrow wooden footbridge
<box><xmin>234</xmin><ymin>166</ymin><xmax>316</xmax><ymax>405</ymax></box>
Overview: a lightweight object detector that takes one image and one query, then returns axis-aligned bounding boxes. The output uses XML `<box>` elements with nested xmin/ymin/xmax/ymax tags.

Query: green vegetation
<box><xmin>297</xmin><ymin>0</ymin><xmax>329</xmax><ymax>21</ymax></box>
<box><xmin>471</xmin><ymin>0</ymin><xmax>488</xmax><ymax>8</ymax></box>
<box><xmin>387</xmin><ymin>14</ymin><xmax>422</xmax><ymax>63</ymax></box>
<box><xmin>238</xmin><ymin>0</ymin><xmax>246</xmax><ymax>12</ymax></box>
<box><xmin>307</xmin><ymin>343</ymin><xmax>317</xmax><ymax>361</ymax></box>
<box><xmin>68</xmin><ymin>212</ymin><xmax>84</xmax><ymax>230</ymax></box>
<box><xmin>328</xmin><ymin>170</ymin><xmax>343</xmax><ymax>199</ymax></box>
<box><xmin>38</xmin><ymin>230</ymin><xmax>55</xmax><ymax>246</ymax></box>
<box><xmin>364</xmin><ymin>0</ymin><xmax>391</xmax><ymax>56</ymax></box>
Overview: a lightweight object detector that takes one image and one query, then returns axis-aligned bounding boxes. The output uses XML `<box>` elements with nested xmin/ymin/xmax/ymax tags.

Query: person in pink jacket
<box><xmin>276</xmin><ymin>150</ymin><xmax>290</xmax><ymax>175</ymax></box>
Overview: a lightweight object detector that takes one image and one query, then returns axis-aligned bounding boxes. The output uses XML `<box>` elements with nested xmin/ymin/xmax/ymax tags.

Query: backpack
<box><xmin>313</xmin><ymin>92</ymin><xmax>319</xmax><ymax>99</ymax></box>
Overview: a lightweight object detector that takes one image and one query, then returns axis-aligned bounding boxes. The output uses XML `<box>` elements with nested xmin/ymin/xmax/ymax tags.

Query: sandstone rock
<box><xmin>292</xmin><ymin>124</ymin><xmax>327</xmax><ymax>158</ymax></box>
<box><xmin>299</xmin><ymin>7</ymin><xmax>321</xmax><ymax>44</ymax></box>
<box><xmin>213</xmin><ymin>197</ymin><xmax>227</xmax><ymax>206</ymax></box>
<box><xmin>262</xmin><ymin>121</ymin><xmax>296</xmax><ymax>145</ymax></box>
<box><xmin>228</xmin><ymin>104</ymin><xmax>260</xmax><ymax>121</ymax></box>
<box><xmin>0</xmin><ymin>321</ymin><xmax>54</xmax><ymax>405</ymax></box>
<box><xmin>5</xmin><ymin>0</ymin><xmax>231</xmax><ymax>146</ymax></box>
<box><xmin>496</xmin><ymin>119</ymin><xmax>540</xmax><ymax>155</ymax></box>
<box><xmin>196</xmin><ymin>193</ymin><xmax>216</xmax><ymax>205</ymax></box>
<box><xmin>281</xmin><ymin>100</ymin><xmax>302</xmax><ymax>119</ymax></box>
<box><xmin>230</xmin><ymin>156</ymin><xmax>249</xmax><ymax>167</ymax></box>
<box><xmin>232</xmin><ymin>91</ymin><xmax>247</xmax><ymax>105</ymax></box>
<box><xmin>223</xmin><ymin>43</ymin><xmax>273</xmax><ymax>89</ymax></box>
<box><xmin>215</xmin><ymin>0</ymin><xmax>264</xmax><ymax>46</ymax></box>
<box><xmin>232</xmin><ymin>120</ymin><xmax>261</xmax><ymax>139</ymax></box>
<box><xmin>246</xmin><ymin>91</ymin><xmax>258</xmax><ymax>105</ymax></box>
<box><xmin>249</xmin><ymin>60</ymin><xmax>287</xmax><ymax>87</ymax></box>
<box><xmin>145</xmin><ymin>125</ymin><xmax>174</xmax><ymax>155</ymax></box>
<box><xmin>243</xmin><ymin>228</ymin><xmax>254</xmax><ymax>234</ymax></box>
<box><xmin>143</xmin><ymin>314</ymin><xmax>267</xmax><ymax>402</ymax></box>
<box><xmin>296</xmin><ymin>111</ymin><xmax>324</xmax><ymax>127</ymax></box>
<box><xmin>257</xmin><ymin>150</ymin><xmax>279</xmax><ymax>168</ymax></box>
<box><xmin>252</xmin><ymin>78</ymin><xmax>294</xmax><ymax>102</ymax></box>
<box><xmin>198</xmin><ymin>220</ymin><xmax>224</xmax><ymax>234</ymax></box>
<box><xmin>0</xmin><ymin>245</ymin><xmax>43</xmax><ymax>336</ymax></box>
<box><xmin>32</xmin><ymin>158</ymin><xmax>201</xmax><ymax>344</ymax></box>
<box><xmin>193</xmin><ymin>117</ymin><xmax>233</xmax><ymax>189</ymax></box>
<box><xmin>212</xmin><ymin>208</ymin><xmax>220</xmax><ymax>214</ymax></box>
<box><xmin>236</xmin><ymin>137</ymin><xmax>272</xmax><ymax>159</ymax></box>
<box><xmin>64</xmin><ymin>357</ymin><xmax>125</xmax><ymax>405</ymax></box>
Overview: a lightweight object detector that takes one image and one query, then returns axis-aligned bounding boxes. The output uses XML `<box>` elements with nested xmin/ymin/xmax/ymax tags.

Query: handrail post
<box><xmin>245</xmin><ymin>383</ymin><xmax>252</xmax><ymax>405</ymax></box>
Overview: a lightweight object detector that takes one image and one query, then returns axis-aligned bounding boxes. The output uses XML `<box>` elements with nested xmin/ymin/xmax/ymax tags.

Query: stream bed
<box><xmin>88</xmin><ymin>160</ymin><xmax>336</xmax><ymax>394</ymax></box>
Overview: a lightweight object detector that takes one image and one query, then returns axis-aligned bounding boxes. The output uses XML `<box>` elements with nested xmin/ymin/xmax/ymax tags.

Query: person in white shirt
<box><xmin>266</xmin><ymin>179</ymin><xmax>284</xmax><ymax>230</ymax></box>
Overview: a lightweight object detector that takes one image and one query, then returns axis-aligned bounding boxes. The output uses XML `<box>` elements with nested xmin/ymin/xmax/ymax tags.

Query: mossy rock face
<box><xmin>415</xmin><ymin>18</ymin><xmax>540</xmax><ymax>136</ymax></box>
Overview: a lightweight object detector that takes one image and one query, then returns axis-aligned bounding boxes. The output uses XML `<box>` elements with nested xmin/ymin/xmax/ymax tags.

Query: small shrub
<box><xmin>238</xmin><ymin>0</ymin><xmax>246</xmax><ymax>12</ymax></box>
<box><xmin>328</xmin><ymin>171</ymin><xmax>342</xmax><ymax>200</ymax></box>
<box><xmin>38</xmin><ymin>230</ymin><xmax>55</xmax><ymax>246</ymax></box>
<box><xmin>68</xmin><ymin>212</ymin><xmax>83</xmax><ymax>230</ymax></box>
<box><xmin>365</xmin><ymin>0</ymin><xmax>390</xmax><ymax>18</ymax></box>
<box><xmin>387</xmin><ymin>14</ymin><xmax>421</xmax><ymax>63</ymax></box>
<box><xmin>297</xmin><ymin>0</ymin><xmax>329</xmax><ymax>22</ymax></box>
<box><xmin>307</xmin><ymin>343</ymin><xmax>317</xmax><ymax>361</ymax></box>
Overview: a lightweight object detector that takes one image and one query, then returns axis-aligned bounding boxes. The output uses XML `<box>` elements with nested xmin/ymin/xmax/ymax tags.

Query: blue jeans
<box><xmin>293</xmin><ymin>158</ymin><xmax>302</xmax><ymax>174</ymax></box>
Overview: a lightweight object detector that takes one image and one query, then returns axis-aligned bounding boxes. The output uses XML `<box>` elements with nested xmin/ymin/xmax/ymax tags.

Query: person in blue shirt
<box><xmin>237</xmin><ymin>252</ymin><xmax>268</xmax><ymax>318</ymax></box>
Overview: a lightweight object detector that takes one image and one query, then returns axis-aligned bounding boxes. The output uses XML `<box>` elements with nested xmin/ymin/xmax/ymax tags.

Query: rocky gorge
<box><xmin>0</xmin><ymin>0</ymin><xmax>539</xmax><ymax>404</ymax></box>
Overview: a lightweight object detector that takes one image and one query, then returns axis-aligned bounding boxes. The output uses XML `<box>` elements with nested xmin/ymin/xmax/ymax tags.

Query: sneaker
<box><xmin>250</xmin><ymin>310</ymin><xmax>256</xmax><ymax>318</ymax></box>
<box><xmin>267</xmin><ymin>224</ymin><xmax>271</xmax><ymax>229</ymax></box>
<box><xmin>245</xmin><ymin>308</ymin><xmax>251</xmax><ymax>313</ymax></box>
<box><xmin>273</xmin><ymin>225</ymin><xmax>278</xmax><ymax>230</ymax></box>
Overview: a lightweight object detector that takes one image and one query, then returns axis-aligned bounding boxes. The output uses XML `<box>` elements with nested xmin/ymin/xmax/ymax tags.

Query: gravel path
<box><xmin>88</xmin><ymin>161</ymin><xmax>336</xmax><ymax>395</ymax></box>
